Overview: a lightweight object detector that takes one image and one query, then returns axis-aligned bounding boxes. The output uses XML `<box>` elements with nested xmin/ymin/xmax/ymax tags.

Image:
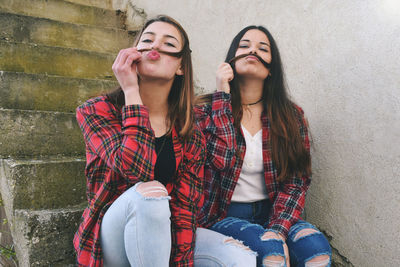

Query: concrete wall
<box><xmin>116</xmin><ymin>1</ymin><xmax>400</xmax><ymax>266</ymax></box>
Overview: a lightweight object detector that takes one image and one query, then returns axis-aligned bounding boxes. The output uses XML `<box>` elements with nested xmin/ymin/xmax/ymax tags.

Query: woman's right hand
<box><xmin>216</xmin><ymin>63</ymin><xmax>234</xmax><ymax>94</ymax></box>
<box><xmin>112</xmin><ymin>47</ymin><xmax>142</xmax><ymax>92</ymax></box>
<box><xmin>112</xmin><ymin>47</ymin><xmax>143</xmax><ymax>104</ymax></box>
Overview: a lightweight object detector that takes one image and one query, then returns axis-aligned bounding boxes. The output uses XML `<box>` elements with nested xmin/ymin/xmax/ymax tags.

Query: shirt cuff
<box><xmin>122</xmin><ymin>105</ymin><xmax>150</xmax><ymax>128</ymax></box>
<box><xmin>212</xmin><ymin>91</ymin><xmax>231</xmax><ymax>102</ymax></box>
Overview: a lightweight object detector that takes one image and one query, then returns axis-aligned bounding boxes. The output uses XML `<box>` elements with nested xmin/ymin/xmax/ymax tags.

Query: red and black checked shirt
<box><xmin>73</xmin><ymin>96</ymin><xmax>205</xmax><ymax>267</ymax></box>
<box><xmin>195</xmin><ymin>92</ymin><xmax>311</xmax><ymax>238</ymax></box>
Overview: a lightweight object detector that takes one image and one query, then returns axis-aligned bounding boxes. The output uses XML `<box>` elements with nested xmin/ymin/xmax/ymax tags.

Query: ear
<box><xmin>176</xmin><ymin>64</ymin><xmax>184</xmax><ymax>76</ymax></box>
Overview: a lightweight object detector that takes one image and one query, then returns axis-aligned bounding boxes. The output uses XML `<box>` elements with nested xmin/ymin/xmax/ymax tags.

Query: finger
<box><xmin>113</xmin><ymin>48</ymin><xmax>132</xmax><ymax>70</ymax></box>
<box><xmin>218</xmin><ymin>62</ymin><xmax>230</xmax><ymax>71</ymax></box>
<box><xmin>112</xmin><ymin>49</ymin><xmax>124</xmax><ymax>69</ymax></box>
<box><xmin>223</xmin><ymin>70</ymin><xmax>234</xmax><ymax>82</ymax></box>
<box><xmin>221</xmin><ymin>62</ymin><xmax>232</xmax><ymax>69</ymax></box>
<box><xmin>124</xmin><ymin>52</ymin><xmax>142</xmax><ymax>67</ymax></box>
<box><xmin>221</xmin><ymin>65</ymin><xmax>234</xmax><ymax>75</ymax></box>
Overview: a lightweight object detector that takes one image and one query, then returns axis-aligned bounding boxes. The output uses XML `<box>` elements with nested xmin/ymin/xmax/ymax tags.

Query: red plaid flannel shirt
<box><xmin>73</xmin><ymin>96</ymin><xmax>205</xmax><ymax>267</ymax></box>
<box><xmin>195</xmin><ymin>91</ymin><xmax>311</xmax><ymax>238</ymax></box>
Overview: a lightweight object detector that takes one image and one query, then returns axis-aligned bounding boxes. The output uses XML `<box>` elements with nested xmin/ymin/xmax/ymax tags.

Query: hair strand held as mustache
<box><xmin>228</xmin><ymin>53</ymin><xmax>271</xmax><ymax>69</ymax></box>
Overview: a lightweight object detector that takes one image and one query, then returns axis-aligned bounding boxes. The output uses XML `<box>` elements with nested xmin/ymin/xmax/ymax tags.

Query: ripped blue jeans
<box><xmin>100</xmin><ymin>182</ymin><xmax>256</xmax><ymax>267</ymax></box>
<box><xmin>211</xmin><ymin>200</ymin><xmax>332</xmax><ymax>267</ymax></box>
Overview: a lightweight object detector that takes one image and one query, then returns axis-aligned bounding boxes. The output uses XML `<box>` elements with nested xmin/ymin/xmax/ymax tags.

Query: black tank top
<box><xmin>154</xmin><ymin>134</ymin><xmax>176</xmax><ymax>186</ymax></box>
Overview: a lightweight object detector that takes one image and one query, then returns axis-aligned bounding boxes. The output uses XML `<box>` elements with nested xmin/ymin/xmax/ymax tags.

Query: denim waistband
<box><xmin>227</xmin><ymin>199</ymin><xmax>271</xmax><ymax>226</ymax></box>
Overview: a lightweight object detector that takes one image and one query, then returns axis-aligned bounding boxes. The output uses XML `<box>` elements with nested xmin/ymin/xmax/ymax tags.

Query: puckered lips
<box><xmin>147</xmin><ymin>50</ymin><xmax>161</xmax><ymax>60</ymax></box>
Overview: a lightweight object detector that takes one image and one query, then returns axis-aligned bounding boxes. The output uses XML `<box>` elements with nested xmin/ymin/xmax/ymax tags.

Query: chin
<box><xmin>137</xmin><ymin>63</ymin><xmax>178</xmax><ymax>82</ymax></box>
<box><xmin>138</xmin><ymin>72</ymin><xmax>175</xmax><ymax>82</ymax></box>
<box><xmin>237</xmin><ymin>70</ymin><xmax>268</xmax><ymax>80</ymax></box>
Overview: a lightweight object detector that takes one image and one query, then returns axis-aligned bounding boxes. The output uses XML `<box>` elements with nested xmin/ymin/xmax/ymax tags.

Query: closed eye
<box><xmin>141</xmin><ymin>39</ymin><xmax>153</xmax><ymax>43</ymax></box>
<box><xmin>165</xmin><ymin>42</ymin><xmax>176</xmax><ymax>48</ymax></box>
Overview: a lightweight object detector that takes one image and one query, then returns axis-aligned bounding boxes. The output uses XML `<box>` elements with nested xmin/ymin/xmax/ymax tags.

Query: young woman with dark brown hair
<box><xmin>195</xmin><ymin>26</ymin><xmax>332</xmax><ymax>267</ymax></box>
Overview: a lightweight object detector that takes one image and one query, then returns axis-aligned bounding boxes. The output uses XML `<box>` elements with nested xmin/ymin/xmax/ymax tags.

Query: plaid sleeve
<box><xmin>76</xmin><ymin>98</ymin><xmax>155</xmax><ymax>184</ymax></box>
<box><xmin>268</xmin><ymin>106</ymin><xmax>311</xmax><ymax>238</ymax></box>
<box><xmin>169</xmin><ymin>129</ymin><xmax>206</xmax><ymax>266</ymax></box>
<box><xmin>194</xmin><ymin>91</ymin><xmax>236</xmax><ymax>171</ymax></box>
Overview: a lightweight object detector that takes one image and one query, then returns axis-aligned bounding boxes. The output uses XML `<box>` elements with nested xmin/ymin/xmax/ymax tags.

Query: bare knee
<box><xmin>263</xmin><ymin>255</ymin><xmax>285</xmax><ymax>267</ymax></box>
<box><xmin>296</xmin><ymin>228</ymin><xmax>330</xmax><ymax>267</ymax></box>
<box><xmin>223</xmin><ymin>237</ymin><xmax>253</xmax><ymax>252</ymax></box>
<box><xmin>261</xmin><ymin>231</ymin><xmax>281</xmax><ymax>241</ymax></box>
<box><xmin>261</xmin><ymin>232</ymin><xmax>286</xmax><ymax>267</ymax></box>
<box><xmin>136</xmin><ymin>181</ymin><xmax>168</xmax><ymax>197</ymax></box>
<box><xmin>293</xmin><ymin>228</ymin><xmax>318</xmax><ymax>241</ymax></box>
<box><xmin>305</xmin><ymin>255</ymin><xmax>330</xmax><ymax>267</ymax></box>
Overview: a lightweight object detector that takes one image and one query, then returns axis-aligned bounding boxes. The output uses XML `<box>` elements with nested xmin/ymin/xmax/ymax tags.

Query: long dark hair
<box><xmin>228</xmin><ymin>26</ymin><xmax>311</xmax><ymax>182</ymax></box>
<box><xmin>107</xmin><ymin>15</ymin><xmax>194</xmax><ymax>140</ymax></box>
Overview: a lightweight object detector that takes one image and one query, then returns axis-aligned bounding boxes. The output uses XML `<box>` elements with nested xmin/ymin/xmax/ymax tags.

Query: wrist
<box><xmin>217</xmin><ymin>81</ymin><xmax>230</xmax><ymax>94</ymax></box>
<box><xmin>123</xmin><ymin>85</ymin><xmax>139</xmax><ymax>93</ymax></box>
<box><xmin>124</xmin><ymin>88</ymin><xmax>143</xmax><ymax>105</ymax></box>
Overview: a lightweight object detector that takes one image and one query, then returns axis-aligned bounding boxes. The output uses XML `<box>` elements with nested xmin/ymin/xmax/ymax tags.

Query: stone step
<box><xmin>64</xmin><ymin>0</ymin><xmax>113</xmax><ymax>10</ymax></box>
<box><xmin>0</xmin><ymin>40</ymin><xmax>115</xmax><ymax>80</ymax></box>
<box><xmin>0</xmin><ymin>194</ymin><xmax>17</xmax><ymax>267</ymax></box>
<box><xmin>0</xmin><ymin>71</ymin><xmax>118</xmax><ymax>112</ymax></box>
<box><xmin>12</xmin><ymin>206</ymin><xmax>85</xmax><ymax>266</ymax></box>
<box><xmin>0</xmin><ymin>0</ymin><xmax>125</xmax><ymax>28</ymax></box>
<box><xmin>0</xmin><ymin>109</ymin><xmax>84</xmax><ymax>158</ymax></box>
<box><xmin>0</xmin><ymin>12</ymin><xmax>136</xmax><ymax>54</ymax></box>
<box><xmin>0</xmin><ymin>158</ymin><xmax>86</xmax><ymax>211</ymax></box>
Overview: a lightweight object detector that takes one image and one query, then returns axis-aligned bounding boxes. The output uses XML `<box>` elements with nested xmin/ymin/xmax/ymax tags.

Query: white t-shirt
<box><xmin>231</xmin><ymin>125</ymin><xmax>268</xmax><ymax>202</ymax></box>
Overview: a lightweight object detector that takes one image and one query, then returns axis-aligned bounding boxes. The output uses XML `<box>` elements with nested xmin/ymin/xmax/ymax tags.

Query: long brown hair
<box><xmin>224</xmin><ymin>26</ymin><xmax>311</xmax><ymax>182</ymax></box>
<box><xmin>107</xmin><ymin>15</ymin><xmax>194</xmax><ymax>140</ymax></box>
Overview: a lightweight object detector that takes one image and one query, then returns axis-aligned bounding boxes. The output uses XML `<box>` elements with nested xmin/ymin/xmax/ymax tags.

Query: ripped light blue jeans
<box><xmin>211</xmin><ymin>200</ymin><xmax>332</xmax><ymax>267</ymax></box>
<box><xmin>100</xmin><ymin>182</ymin><xmax>256</xmax><ymax>267</ymax></box>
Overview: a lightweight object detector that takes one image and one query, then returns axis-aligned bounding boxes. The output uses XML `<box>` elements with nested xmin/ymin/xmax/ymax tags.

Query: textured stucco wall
<box><xmin>116</xmin><ymin>1</ymin><xmax>400</xmax><ymax>266</ymax></box>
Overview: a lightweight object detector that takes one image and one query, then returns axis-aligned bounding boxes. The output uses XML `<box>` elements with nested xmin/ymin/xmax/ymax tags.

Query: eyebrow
<box><xmin>240</xmin><ymin>39</ymin><xmax>270</xmax><ymax>47</ymax></box>
<box><xmin>142</xmin><ymin>31</ymin><xmax>179</xmax><ymax>42</ymax></box>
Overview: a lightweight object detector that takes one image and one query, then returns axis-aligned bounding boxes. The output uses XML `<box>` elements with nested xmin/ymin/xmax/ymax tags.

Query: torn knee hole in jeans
<box><xmin>137</xmin><ymin>185</ymin><xmax>168</xmax><ymax>197</ymax></box>
<box><xmin>223</xmin><ymin>237</ymin><xmax>252</xmax><ymax>252</ymax></box>
<box><xmin>261</xmin><ymin>231</ymin><xmax>281</xmax><ymax>241</ymax></box>
<box><xmin>293</xmin><ymin>228</ymin><xmax>319</xmax><ymax>242</ymax></box>
<box><xmin>263</xmin><ymin>256</ymin><xmax>285</xmax><ymax>267</ymax></box>
<box><xmin>305</xmin><ymin>255</ymin><xmax>330</xmax><ymax>267</ymax></box>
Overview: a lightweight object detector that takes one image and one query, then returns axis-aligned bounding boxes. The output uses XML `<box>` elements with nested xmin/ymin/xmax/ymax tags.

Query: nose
<box><xmin>249</xmin><ymin>47</ymin><xmax>258</xmax><ymax>55</ymax></box>
<box><xmin>151</xmin><ymin>39</ymin><xmax>162</xmax><ymax>50</ymax></box>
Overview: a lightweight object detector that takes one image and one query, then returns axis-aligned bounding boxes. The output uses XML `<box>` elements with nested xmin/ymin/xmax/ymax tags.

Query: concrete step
<box><xmin>0</xmin><ymin>71</ymin><xmax>118</xmax><ymax>112</ymax></box>
<box><xmin>0</xmin><ymin>40</ymin><xmax>115</xmax><ymax>80</ymax></box>
<box><xmin>0</xmin><ymin>12</ymin><xmax>136</xmax><ymax>54</ymax></box>
<box><xmin>12</xmin><ymin>206</ymin><xmax>84</xmax><ymax>266</ymax></box>
<box><xmin>64</xmin><ymin>0</ymin><xmax>113</xmax><ymax>10</ymax></box>
<box><xmin>0</xmin><ymin>0</ymin><xmax>125</xmax><ymax>28</ymax></box>
<box><xmin>0</xmin><ymin>194</ymin><xmax>17</xmax><ymax>267</ymax></box>
<box><xmin>0</xmin><ymin>158</ymin><xmax>86</xmax><ymax>211</ymax></box>
<box><xmin>0</xmin><ymin>109</ymin><xmax>84</xmax><ymax>158</ymax></box>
